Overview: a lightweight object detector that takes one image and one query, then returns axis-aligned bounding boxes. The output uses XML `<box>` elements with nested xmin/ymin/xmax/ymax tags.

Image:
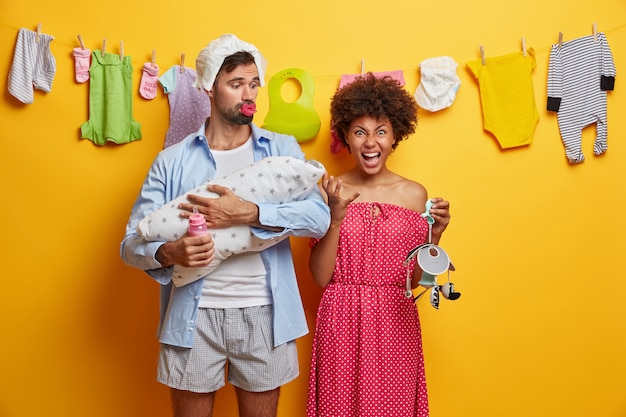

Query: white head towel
<box><xmin>193</xmin><ymin>34</ymin><xmax>267</xmax><ymax>91</ymax></box>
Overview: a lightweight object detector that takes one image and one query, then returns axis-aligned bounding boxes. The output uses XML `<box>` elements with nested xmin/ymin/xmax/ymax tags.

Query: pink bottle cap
<box><xmin>189</xmin><ymin>206</ymin><xmax>205</xmax><ymax>227</ymax></box>
<box><xmin>188</xmin><ymin>213</ymin><xmax>205</xmax><ymax>227</ymax></box>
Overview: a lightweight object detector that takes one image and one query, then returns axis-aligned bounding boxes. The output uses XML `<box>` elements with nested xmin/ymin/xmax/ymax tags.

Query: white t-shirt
<box><xmin>199</xmin><ymin>138</ymin><xmax>271</xmax><ymax>308</ymax></box>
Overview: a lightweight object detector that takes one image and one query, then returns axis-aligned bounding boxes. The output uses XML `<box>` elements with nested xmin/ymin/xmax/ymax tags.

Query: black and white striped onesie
<box><xmin>547</xmin><ymin>32</ymin><xmax>616</xmax><ymax>164</ymax></box>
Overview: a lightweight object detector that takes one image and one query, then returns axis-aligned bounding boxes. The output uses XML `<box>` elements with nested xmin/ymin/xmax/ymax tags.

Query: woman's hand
<box><xmin>322</xmin><ymin>173</ymin><xmax>360</xmax><ymax>226</ymax></box>
<box><xmin>428</xmin><ymin>197</ymin><xmax>450</xmax><ymax>242</ymax></box>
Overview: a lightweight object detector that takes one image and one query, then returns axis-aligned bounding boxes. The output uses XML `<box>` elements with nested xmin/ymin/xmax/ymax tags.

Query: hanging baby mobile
<box><xmin>404</xmin><ymin>199</ymin><xmax>461</xmax><ymax>309</ymax></box>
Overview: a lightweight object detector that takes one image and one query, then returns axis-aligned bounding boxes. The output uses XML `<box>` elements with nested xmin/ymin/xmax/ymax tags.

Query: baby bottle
<box><xmin>188</xmin><ymin>207</ymin><xmax>208</xmax><ymax>237</ymax></box>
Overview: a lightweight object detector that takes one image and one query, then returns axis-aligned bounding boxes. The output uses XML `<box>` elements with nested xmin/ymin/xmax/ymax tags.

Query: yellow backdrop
<box><xmin>1</xmin><ymin>0</ymin><xmax>625</xmax><ymax>416</ymax></box>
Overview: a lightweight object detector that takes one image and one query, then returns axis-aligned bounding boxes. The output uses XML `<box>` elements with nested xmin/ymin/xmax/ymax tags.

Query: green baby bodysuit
<box><xmin>81</xmin><ymin>50</ymin><xmax>142</xmax><ymax>145</ymax></box>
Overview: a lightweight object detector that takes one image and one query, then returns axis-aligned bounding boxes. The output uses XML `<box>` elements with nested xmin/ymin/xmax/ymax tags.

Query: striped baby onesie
<box><xmin>547</xmin><ymin>32</ymin><xmax>616</xmax><ymax>163</ymax></box>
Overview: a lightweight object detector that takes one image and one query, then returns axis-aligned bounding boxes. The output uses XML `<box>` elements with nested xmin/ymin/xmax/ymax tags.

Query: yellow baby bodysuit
<box><xmin>467</xmin><ymin>48</ymin><xmax>539</xmax><ymax>149</ymax></box>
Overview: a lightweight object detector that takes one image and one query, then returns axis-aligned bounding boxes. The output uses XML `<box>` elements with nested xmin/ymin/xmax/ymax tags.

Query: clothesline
<box><xmin>3</xmin><ymin>19</ymin><xmax>620</xmax><ymax>156</ymax></box>
<box><xmin>2</xmin><ymin>19</ymin><xmax>626</xmax><ymax>80</ymax></box>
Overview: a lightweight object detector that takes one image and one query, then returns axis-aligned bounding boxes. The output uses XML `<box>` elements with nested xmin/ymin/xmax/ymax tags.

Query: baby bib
<box><xmin>263</xmin><ymin>68</ymin><xmax>320</xmax><ymax>142</ymax></box>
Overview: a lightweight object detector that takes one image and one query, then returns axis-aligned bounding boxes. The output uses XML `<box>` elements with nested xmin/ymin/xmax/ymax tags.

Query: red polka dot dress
<box><xmin>307</xmin><ymin>202</ymin><xmax>430</xmax><ymax>417</ymax></box>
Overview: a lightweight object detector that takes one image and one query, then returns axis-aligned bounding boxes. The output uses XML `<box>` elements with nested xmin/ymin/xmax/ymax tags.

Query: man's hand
<box><xmin>155</xmin><ymin>235</ymin><xmax>214</xmax><ymax>268</ymax></box>
<box><xmin>180</xmin><ymin>184</ymin><xmax>258</xmax><ymax>229</ymax></box>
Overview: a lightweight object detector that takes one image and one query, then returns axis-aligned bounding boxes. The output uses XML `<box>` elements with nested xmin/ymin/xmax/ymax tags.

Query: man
<box><xmin>120</xmin><ymin>34</ymin><xmax>330</xmax><ymax>417</ymax></box>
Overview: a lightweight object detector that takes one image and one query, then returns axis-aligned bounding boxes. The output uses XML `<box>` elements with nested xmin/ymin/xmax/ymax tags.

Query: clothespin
<box><xmin>102</xmin><ymin>38</ymin><xmax>107</xmax><ymax>57</ymax></box>
<box><xmin>77</xmin><ymin>34</ymin><xmax>86</xmax><ymax>49</ymax></box>
<box><xmin>593</xmin><ymin>22</ymin><xmax>598</xmax><ymax>42</ymax></box>
<box><xmin>480</xmin><ymin>45</ymin><xmax>485</xmax><ymax>65</ymax></box>
<box><xmin>558</xmin><ymin>32</ymin><xmax>563</xmax><ymax>48</ymax></box>
<box><xmin>360</xmin><ymin>59</ymin><xmax>365</xmax><ymax>75</ymax></box>
<box><xmin>180</xmin><ymin>53</ymin><xmax>185</xmax><ymax>73</ymax></box>
<box><xmin>521</xmin><ymin>37</ymin><xmax>527</xmax><ymax>57</ymax></box>
<box><xmin>119</xmin><ymin>40</ymin><xmax>124</xmax><ymax>61</ymax></box>
<box><xmin>36</xmin><ymin>23</ymin><xmax>41</xmax><ymax>43</ymax></box>
<box><xmin>151</xmin><ymin>49</ymin><xmax>157</xmax><ymax>68</ymax></box>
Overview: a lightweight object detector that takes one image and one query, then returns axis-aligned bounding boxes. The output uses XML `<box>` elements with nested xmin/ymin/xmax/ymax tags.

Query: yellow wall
<box><xmin>1</xmin><ymin>0</ymin><xmax>625</xmax><ymax>415</ymax></box>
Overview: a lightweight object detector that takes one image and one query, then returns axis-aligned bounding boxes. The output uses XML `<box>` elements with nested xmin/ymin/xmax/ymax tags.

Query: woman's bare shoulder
<box><xmin>396</xmin><ymin>178</ymin><xmax>428</xmax><ymax>212</ymax></box>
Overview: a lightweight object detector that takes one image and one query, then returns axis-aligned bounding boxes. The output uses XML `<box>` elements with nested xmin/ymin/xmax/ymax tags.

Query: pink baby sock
<box><xmin>140</xmin><ymin>62</ymin><xmax>160</xmax><ymax>100</ymax></box>
<box><xmin>72</xmin><ymin>47</ymin><xmax>91</xmax><ymax>83</ymax></box>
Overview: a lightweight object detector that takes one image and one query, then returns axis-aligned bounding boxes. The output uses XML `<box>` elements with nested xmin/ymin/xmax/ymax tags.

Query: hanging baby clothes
<box><xmin>547</xmin><ymin>32</ymin><xmax>616</xmax><ymax>164</ymax></box>
<box><xmin>262</xmin><ymin>68</ymin><xmax>321</xmax><ymax>143</ymax></box>
<box><xmin>139</xmin><ymin>62</ymin><xmax>160</xmax><ymax>100</ymax></box>
<box><xmin>72</xmin><ymin>47</ymin><xmax>91</xmax><ymax>83</ymax></box>
<box><xmin>80</xmin><ymin>51</ymin><xmax>142</xmax><ymax>145</ymax></box>
<box><xmin>467</xmin><ymin>48</ymin><xmax>539</xmax><ymax>149</ymax></box>
<box><xmin>339</xmin><ymin>69</ymin><xmax>405</xmax><ymax>89</ymax></box>
<box><xmin>8</xmin><ymin>28</ymin><xmax>56</xmax><ymax>104</ymax></box>
<box><xmin>414</xmin><ymin>56</ymin><xmax>461</xmax><ymax>112</ymax></box>
<box><xmin>159</xmin><ymin>65</ymin><xmax>211</xmax><ymax>148</ymax></box>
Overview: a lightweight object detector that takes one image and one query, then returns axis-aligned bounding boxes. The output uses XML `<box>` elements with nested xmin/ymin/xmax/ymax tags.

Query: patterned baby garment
<box><xmin>159</xmin><ymin>65</ymin><xmax>211</xmax><ymax>148</ymax></box>
<box><xmin>8</xmin><ymin>28</ymin><xmax>56</xmax><ymax>104</ymax></box>
<box><xmin>547</xmin><ymin>32</ymin><xmax>616</xmax><ymax>163</ymax></box>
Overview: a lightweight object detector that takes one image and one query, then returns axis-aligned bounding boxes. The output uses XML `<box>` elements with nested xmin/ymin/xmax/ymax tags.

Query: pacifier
<box><xmin>241</xmin><ymin>103</ymin><xmax>257</xmax><ymax>116</ymax></box>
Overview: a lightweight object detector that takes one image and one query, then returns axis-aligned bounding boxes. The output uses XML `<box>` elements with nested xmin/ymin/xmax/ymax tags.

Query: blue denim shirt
<box><xmin>120</xmin><ymin>122</ymin><xmax>330</xmax><ymax>348</ymax></box>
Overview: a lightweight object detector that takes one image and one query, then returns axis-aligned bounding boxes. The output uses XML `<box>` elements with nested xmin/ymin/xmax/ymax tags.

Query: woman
<box><xmin>307</xmin><ymin>73</ymin><xmax>451</xmax><ymax>417</ymax></box>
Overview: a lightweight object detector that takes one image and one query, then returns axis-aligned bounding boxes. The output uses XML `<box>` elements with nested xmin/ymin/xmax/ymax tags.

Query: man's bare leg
<box><xmin>170</xmin><ymin>388</ymin><xmax>216</xmax><ymax>417</ymax></box>
<box><xmin>235</xmin><ymin>386</ymin><xmax>280</xmax><ymax>417</ymax></box>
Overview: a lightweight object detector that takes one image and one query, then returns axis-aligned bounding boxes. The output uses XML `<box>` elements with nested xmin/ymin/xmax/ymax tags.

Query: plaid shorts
<box><xmin>157</xmin><ymin>305</ymin><xmax>299</xmax><ymax>393</ymax></box>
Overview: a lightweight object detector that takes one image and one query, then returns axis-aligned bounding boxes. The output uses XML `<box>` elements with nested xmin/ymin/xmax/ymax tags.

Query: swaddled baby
<box><xmin>137</xmin><ymin>156</ymin><xmax>325</xmax><ymax>286</ymax></box>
